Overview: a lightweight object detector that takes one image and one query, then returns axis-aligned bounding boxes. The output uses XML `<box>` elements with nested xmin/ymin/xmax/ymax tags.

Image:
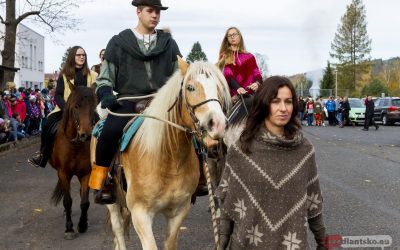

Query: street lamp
<box><xmin>335</xmin><ymin>69</ymin><xmax>338</xmax><ymax>97</ymax></box>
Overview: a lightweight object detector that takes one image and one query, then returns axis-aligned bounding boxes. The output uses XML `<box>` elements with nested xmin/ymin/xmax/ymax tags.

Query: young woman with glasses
<box><xmin>28</xmin><ymin>46</ymin><xmax>98</xmax><ymax>168</ymax></box>
<box><xmin>217</xmin><ymin>27</ymin><xmax>263</xmax><ymax>101</ymax></box>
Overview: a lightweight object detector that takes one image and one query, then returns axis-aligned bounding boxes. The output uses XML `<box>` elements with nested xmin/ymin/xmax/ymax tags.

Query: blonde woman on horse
<box><xmin>28</xmin><ymin>46</ymin><xmax>97</xmax><ymax>168</ymax></box>
<box><xmin>217</xmin><ymin>27</ymin><xmax>263</xmax><ymax>102</ymax></box>
<box><xmin>88</xmin><ymin>0</ymin><xmax>181</xmax><ymax>204</ymax></box>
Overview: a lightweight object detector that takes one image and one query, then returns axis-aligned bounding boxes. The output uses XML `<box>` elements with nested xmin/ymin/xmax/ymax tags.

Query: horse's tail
<box><xmin>51</xmin><ymin>180</ymin><xmax>64</xmax><ymax>206</ymax></box>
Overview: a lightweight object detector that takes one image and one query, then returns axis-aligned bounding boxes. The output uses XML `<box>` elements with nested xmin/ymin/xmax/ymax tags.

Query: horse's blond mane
<box><xmin>132</xmin><ymin>61</ymin><xmax>231</xmax><ymax>158</ymax></box>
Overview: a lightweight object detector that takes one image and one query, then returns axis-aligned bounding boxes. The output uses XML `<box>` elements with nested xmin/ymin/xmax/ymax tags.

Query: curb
<box><xmin>0</xmin><ymin>136</ymin><xmax>40</xmax><ymax>154</ymax></box>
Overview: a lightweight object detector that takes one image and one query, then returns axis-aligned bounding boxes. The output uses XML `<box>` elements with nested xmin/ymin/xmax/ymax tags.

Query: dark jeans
<box><xmin>96</xmin><ymin>101</ymin><xmax>136</xmax><ymax>167</ymax></box>
<box><xmin>298</xmin><ymin>112</ymin><xmax>304</xmax><ymax>123</ymax></box>
<box><xmin>342</xmin><ymin>110</ymin><xmax>351</xmax><ymax>125</ymax></box>
<box><xmin>364</xmin><ymin>114</ymin><xmax>377</xmax><ymax>129</ymax></box>
<box><xmin>328</xmin><ymin>111</ymin><xmax>336</xmax><ymax>125</ymax></box>
<box><xmin>307</xmin><ymin>113</ymin><xmax>314</xmax><ymax>126</ymax></box>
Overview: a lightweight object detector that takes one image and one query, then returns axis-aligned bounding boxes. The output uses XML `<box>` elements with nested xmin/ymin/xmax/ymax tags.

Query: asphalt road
<box><xmin>0</xmin><ymin>124</ymin><xmax>399</xmax><ymax>250</ymax></box>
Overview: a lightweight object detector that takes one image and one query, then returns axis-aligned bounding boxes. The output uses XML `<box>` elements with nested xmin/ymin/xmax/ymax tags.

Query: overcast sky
<box><xmin>26</xmin><ymin>0</ymin><xmax>400</xmax><ymax>76</ymax></box>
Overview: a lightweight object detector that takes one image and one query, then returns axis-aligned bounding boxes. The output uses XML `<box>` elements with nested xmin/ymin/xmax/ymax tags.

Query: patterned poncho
<box><xmin>217</xmin><ymin>127</ymin><xmax>323</xmax><ymax>249</ymax></box>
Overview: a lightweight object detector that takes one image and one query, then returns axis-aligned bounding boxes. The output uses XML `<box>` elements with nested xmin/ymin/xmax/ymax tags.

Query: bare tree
<box><xmin>0</xmin><ymin>0</ymin><xmax>84</xmax><ymax>90</ymax></box>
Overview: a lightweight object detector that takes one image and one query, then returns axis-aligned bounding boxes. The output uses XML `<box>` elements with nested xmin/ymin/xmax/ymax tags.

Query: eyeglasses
<box><xmin>75</xmin><ymin>54</ymin><xmax>86</xmax><ymax>57</ymax></box>
<box><xmin>227</xmin><ymin>33</ymin><xmax>239</xmax><ymax>39</ymax></box>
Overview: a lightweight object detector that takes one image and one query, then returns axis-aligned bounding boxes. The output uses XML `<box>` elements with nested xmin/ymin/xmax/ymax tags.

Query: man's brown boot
<box><xmin>89</xmin><ymin>163</ymin><xmax>115</xmax><ymax>204</ymax></box>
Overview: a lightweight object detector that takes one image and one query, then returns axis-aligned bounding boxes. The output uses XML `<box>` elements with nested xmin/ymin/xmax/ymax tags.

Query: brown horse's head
<box><xmin>61</xmin><ymin>85</ymin><xmax>97</xmax><ymax>143</ymax></box>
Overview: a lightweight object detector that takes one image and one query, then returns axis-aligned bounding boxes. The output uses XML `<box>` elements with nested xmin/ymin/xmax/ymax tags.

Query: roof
<box><xmin>0</xmin><ymin>65</ymin><xmax>20</xmax><ymax>72</ymax></box>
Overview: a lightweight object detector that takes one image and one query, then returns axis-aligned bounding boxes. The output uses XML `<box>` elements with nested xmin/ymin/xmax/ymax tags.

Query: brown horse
<box><xmin>91</xmin><ymin>59</ymin><xmax>231</xmax><ymax>250</ymax></box>
<box><xmin>50</xmin><ymin>85</ymin><xmax>97</xmax><ymax>239</ymax></box>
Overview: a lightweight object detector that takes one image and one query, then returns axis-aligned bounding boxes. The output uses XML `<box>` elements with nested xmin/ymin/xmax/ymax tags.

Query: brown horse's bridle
<box><xmin>70</xmin><ymin>106</ymin><xmax>96</xmax><ymax>143</ymax></box>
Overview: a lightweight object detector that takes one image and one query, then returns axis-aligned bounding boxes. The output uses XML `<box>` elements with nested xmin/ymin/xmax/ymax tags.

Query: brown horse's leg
<box><xmin>58</xmin><ymin>173</ymin><xmax>76</xmax><ymax>239</ymax></box>
<box><xmin>164</xmin><ymin>200</ymin><xmax>192</xmax><ymax>250</ymax></box>
<box><xmin>78</xmin><ymin>174</ymin><xmax>90</xmax><ymax>233</ymax></box>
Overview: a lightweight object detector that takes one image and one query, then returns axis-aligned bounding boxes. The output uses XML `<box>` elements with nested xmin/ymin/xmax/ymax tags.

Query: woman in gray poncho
<box><xmin>217</xmin><ymin>76</ymin><xmax>327</xmax><ymax>250</ymax></box>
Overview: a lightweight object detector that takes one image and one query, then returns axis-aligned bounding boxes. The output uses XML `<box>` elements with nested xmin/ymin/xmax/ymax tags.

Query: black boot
<box><xmin>94</xmin><ymin>176</ymin><xmax>115</xmax><ymax>205</ymax></box>
<box><xmin>28</xmin><ymin>151</ymin><xmax>47</xmax><ymax>168</ymax></box>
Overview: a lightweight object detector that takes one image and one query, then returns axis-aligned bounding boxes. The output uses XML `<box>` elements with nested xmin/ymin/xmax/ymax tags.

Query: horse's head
<box><xmin>62</xmin><ymin>84</ymin><xmax>97</xmax><ymax>143</ymax></box>
<box><xmin>179</xmin><ymin>58</ymin><xmax>231</xmax><ymax>142</ymax></box>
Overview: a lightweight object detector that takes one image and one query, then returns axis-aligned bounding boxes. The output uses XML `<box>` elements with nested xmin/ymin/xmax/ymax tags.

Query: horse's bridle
<box><xmin>70</xmin><ymin>106</ymin><xmax>97</xmax><ymax>143</ymax></box>
<box><xmin>168</xmin><ymin>79</ymin><xmax>223</xmax><ymax>134</ymax></box>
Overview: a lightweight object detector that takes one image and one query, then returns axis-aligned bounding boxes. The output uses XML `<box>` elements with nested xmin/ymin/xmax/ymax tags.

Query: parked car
<box><xmin>348</xmin><ymin>98</ymin><xmax>365</xmax><ymax>125</ymax></box>
<box><xmin>373</xmin><ymin>97</ymin><xmax>400</xmax><ymax>125</ymax></box>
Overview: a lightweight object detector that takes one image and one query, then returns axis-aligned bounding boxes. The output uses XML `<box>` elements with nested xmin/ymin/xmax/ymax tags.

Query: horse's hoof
<box><xmin>78</xmin><ymin>222</ymin><xmax>88</xmax><ymax>233</ymax></box>
<box><xmin>64</xmin><ymin>232</ymin><xmax>77</xmax><ymax>240</ymax></box>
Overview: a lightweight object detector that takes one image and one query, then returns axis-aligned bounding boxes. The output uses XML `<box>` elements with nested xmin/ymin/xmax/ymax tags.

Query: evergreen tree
<box><xmin>186</xmin><ymin>42</ymin><xmax>207</xmax><ymax>63</ymax></box>
<box><xmin>60</xmin><ymin>47</ymin><xmax>72</xmax><ymax>70</ymax></box>
<box><xmin>361</xmin><ymin>79</ymin><xmax>388</xmax><ymax>96</ymax></box>
<box><xmin>320</xmin><ymin>61</ymin><xmax>335</xmax><ymax>90</ymax></box>
<box><xmin>330</xmin><ymin>0</ymin><xmax>371</xmax><ymax>92</ymax></box>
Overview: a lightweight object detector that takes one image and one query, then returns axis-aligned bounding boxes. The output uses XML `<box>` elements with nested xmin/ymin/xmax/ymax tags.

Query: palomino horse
<box><xmin>91</xmin><ymin>59</ymin><xmax>231</xmax><ymax>250</ymax></box>
<box><xmin>50</xmin><ymin>85</ymin><xmax>97</xmax><ymax>239</ymax></box>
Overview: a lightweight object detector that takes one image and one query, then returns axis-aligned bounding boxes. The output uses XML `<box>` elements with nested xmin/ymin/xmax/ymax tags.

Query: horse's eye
<box><xmin>186</xmin><ymin>85</ymin><xmax>195</xmax><ymax>92</ymax></box>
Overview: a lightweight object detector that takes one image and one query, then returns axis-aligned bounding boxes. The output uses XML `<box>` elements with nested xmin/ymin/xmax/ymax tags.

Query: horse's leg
<box><xmin>78</xmin><ymin>174</ymin><xmax>90</xmax><ymax>233</ymax></box>
<box><xmin>130</xmin><ymin>205</ymin><xmax>157</xmax><ymax>250</ymax></box>
<box><xmin>107</xmin><ymin>203</ymin><xmax>127</xmax><ymax>250</ymax></box>
<box><xmin>59</xmin><ymin>173</ymin><xmax>76</xmax><ymax>240</ymax></box>
<box><xmin>163</xmin><ymin>200</ymin><xmax>192</xmax><ymax>250</ymax></box>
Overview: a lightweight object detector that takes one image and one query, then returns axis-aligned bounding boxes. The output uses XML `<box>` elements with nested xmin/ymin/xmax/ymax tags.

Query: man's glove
<box><xmin>97</xmin><ymin>86</ymin><xmax>120</xmax><ymax>109</ymax></box>
<box><xmin>101</xmin><ymin>94</ymin><xmax>119</xmax><ymax>109</ymax></box>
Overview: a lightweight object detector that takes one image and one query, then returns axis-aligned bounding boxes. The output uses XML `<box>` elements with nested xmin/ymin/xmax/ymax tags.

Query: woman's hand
<box><xmin>237</xmin><ymin>87</ymin><xmax>247</xmax><ymax>95</ymax></box>
<box><xmin>248</xmin><ymin>82</ymin><xmax>260</xmax><ymax>92</ymax></box>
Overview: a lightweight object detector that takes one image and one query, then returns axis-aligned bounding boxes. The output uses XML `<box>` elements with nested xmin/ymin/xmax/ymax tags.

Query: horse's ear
<box><xmin>177</xmin><ymin>55</ymin><xmax>189</xmax><ymax>76</ymax></box>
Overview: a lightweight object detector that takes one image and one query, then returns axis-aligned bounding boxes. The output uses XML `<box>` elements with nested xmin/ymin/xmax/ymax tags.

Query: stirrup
<box><xmin>94</xmin><ymin>178</ymin><xmax>115</xmax><ymax>204</ymax></box>
<box><xmin>27</xmin><ymin>152</ymin><xmax>45</xmax><ymax>168</ymax></box>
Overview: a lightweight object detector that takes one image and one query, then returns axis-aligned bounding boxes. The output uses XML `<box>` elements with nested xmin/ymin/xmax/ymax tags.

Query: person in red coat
<box><xmin>11</xmin><ymin>94</ymin><xmax>27</xmax><ymax>123</ymax></box>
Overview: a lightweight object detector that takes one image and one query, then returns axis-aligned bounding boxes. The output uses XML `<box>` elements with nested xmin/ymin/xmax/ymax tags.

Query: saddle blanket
<box><xmin>92</xmin><ymin>116</ymin><xmax>145</xmax><ymax>152</ymax></box>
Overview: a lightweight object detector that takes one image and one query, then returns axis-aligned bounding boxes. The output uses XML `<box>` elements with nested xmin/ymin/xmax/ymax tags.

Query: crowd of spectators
<box><xmin>298</xmin><ymin>95</ymin><xmax>354</xmax><ymax>127</ymax></box>
<box><xmin>0</xmin><ymin>83</ymin><xmax>56</xmax><ymax>145</ymax></box>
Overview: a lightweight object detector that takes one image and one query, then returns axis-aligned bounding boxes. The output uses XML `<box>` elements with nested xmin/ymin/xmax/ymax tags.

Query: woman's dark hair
<box><xmin>60</xmin><ymin>46</ymin><xmax>89</xmax><ymax>80</ymax></box>
<box><xmin>239</xmin><ymin>76</ymin><xmax>301</xmax><ymax>153</ymax></box>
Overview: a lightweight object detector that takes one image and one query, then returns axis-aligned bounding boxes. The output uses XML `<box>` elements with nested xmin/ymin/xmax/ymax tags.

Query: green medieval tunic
<box><xmin>217</xmin><ymin>127</ymin><xmax>324</xmax><ymax>249</ymax></box>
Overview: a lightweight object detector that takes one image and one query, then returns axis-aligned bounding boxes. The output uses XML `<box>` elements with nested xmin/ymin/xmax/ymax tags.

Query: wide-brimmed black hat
<box><xmin>131</xmin><ymin>0</ymin><xmax>168</xmax><ymax>10</ymax></box>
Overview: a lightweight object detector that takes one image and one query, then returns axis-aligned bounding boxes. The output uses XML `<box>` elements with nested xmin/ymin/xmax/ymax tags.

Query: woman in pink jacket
<box><xmin>217</xmin><ymin>27</ymin><xmax>262</xmax><ymax>100</ymax></box>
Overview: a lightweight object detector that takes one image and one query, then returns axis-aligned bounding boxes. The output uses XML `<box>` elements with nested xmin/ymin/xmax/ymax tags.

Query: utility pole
<box><xmin>335</xmin><ymin>69</ymin><xmax>338</xmax><ymax>97</ymax></box>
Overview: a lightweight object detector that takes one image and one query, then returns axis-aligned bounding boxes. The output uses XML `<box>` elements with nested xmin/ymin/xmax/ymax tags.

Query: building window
<box><xmin>34</xmin><ymin>46</ymin><xmax>37</xmax><ymax>70</ymax></box>
<box><xmin>30</xmin><ymin>44</ymin><xmax>33</xmax><ymax>70</ymax></box>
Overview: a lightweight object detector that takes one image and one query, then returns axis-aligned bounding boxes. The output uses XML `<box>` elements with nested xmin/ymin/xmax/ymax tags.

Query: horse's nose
<box><xmin>79</xmin><ymin>133</ymin><xmax>89</xmax><ymax>142</ymax></box>
<box><xmin>207</xmin><ymin>118</ymin><xmax>215</xmax><ymax>132</ymax></box>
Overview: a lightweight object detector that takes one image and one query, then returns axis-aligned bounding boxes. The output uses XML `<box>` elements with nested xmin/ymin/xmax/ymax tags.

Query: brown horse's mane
<box><xmin>59</xmin><ymin>86</ymin><xmax>97</xmax><ymax>136</ymax></box>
